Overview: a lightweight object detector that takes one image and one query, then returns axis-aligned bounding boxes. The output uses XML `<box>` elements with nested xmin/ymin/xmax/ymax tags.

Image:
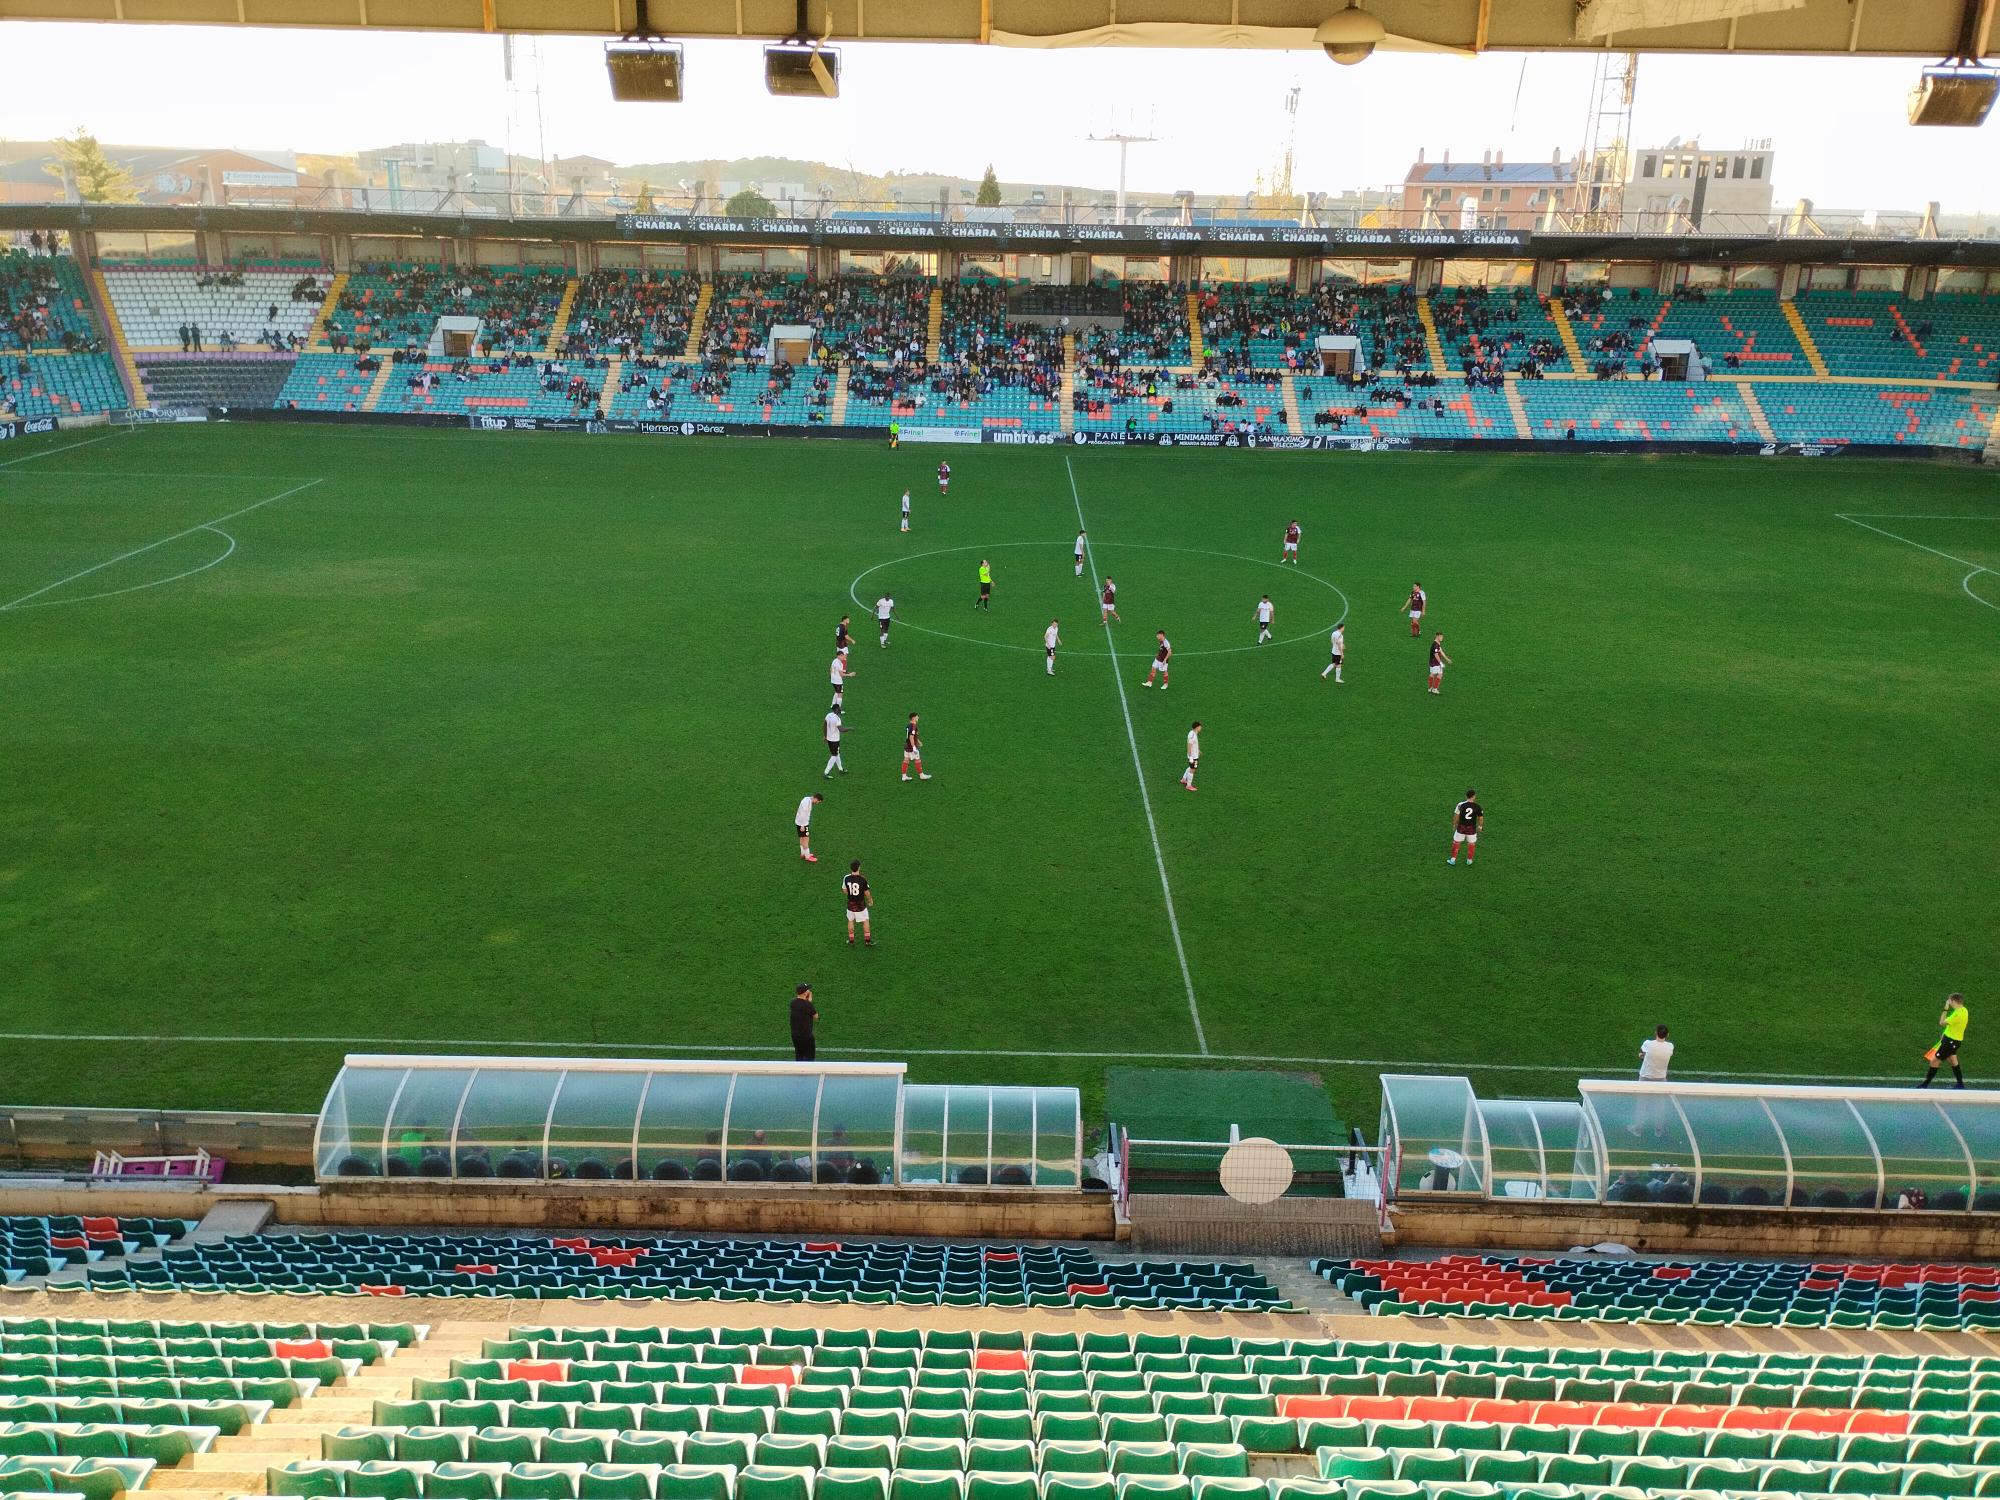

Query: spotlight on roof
<box><xmin>765</xmin><ymin>42</ymin><xmax>841</xmax><ymax>97</ymax></box>
<box><xmin>1315</xmin><ymin>2</ymin><xmax>1386</xmax><ymax>64</ymax></box>
<box><xmin>604</xmin><ymin>39</ymin><xmax>685</xmax><ymax>101</ymax></box>
<box><xmin>1908</xmin><ymin>61</ymin><xmax>1998</xmax><ymax>126</ymax></box>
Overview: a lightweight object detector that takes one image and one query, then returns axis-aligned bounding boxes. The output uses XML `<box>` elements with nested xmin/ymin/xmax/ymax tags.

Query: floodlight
<box><xmin>605</xmin><ymin>41</ymin><xmax>685</xmax><ymax>101</ymax></box>
<box><xmin>766</xmin><ymin>43</ymin><xmax>840</xmax><ymax>97</ymax></box>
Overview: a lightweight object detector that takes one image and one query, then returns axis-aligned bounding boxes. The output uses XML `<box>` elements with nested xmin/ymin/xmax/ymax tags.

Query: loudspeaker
<box><xmin>1908</xmin><ymin>67</ymin><xmax>1998</xmax><ymax>126</ymax></box>
<box><xmin>606</xmin><ymin>42</ymin><xmax>685</xmax><ymax>102</ymax></box>
<box><xmin>765</xmin><ymin>44</ymin><xmax>840</xmax><ymax>98</ymax></box>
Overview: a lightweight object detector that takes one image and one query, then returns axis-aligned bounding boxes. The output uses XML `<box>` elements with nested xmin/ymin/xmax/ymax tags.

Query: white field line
<box><xmin>1835</xmin><ymin>512</ymin><xmax>2000</xmax><ymax>617</ymax></box>
<box><xmin>0</xmin><ymin>1027</ymin><xmax>1932</xmax><ymax>1083</ymax></box>
<box><xmin>4</xmin><ymin>526</ymin><xmax>237</xmax><ymax>611</ymax></box>
<box><xmin>1</xmin><ymin>471</ymin><xmax>322</xmax><ymax>482</ymax></box>
<box><xmin>1065</xmin><ymin>453</ymin><xmax>1209</xmax><ymax>1055</ymax></box>
<box><xmin>0</xmin><ymin>478</ymin><xmax>323</xmax><ymax>612</ymax></box>
<box><xmin>0</xmin><ymin>433</ymin><xmax>118</xmax><ymax>469</ymax></box>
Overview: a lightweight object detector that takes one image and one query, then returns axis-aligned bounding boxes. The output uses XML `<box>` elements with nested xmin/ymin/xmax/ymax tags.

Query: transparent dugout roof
<box><xmin>1380</xmin><ymin>1073</ymin><xmax>2000</xmax><ymax>1212</ymax></box>
<box><xmin>316</xmin><ymin>1056</ymin><xmax>1082</xmax><ymax>1189</ymax></box>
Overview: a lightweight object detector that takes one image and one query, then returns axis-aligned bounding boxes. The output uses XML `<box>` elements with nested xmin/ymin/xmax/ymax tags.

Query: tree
<box><xmin>725</xmin><ymin>187</ymin><xmax>776</xmax><ymax>220</ymax></box>
<box><xmin>975</xmin><ymin>165</ymin><xmax>1002</xmax><ymax>207</ymax></box>
<box><xmin>634</xmin><ymin>180</ymin><xmax>657</xmax><ymax>212</ymax></box>
<box><xmin>44</xmin><ymin>129</ymin><xmax>137</xmax><ymax>204</ymax></box>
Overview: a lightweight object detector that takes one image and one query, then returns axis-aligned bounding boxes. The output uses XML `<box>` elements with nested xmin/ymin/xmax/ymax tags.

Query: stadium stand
<box><xmin>1</xmin><ymin>250</ymin><xmax>103</xmax><ymax>353</ymax></box>
<box><xmin>1759</xmin><ymin>386</ymin><xmax>1998</xmax><ymax>448</ymax></box>
<box><xmin>77</xmin><ymin>1238</ymin><xmax>1283</xmax><ymax>1308</ymax></box>
<box><xmin>373</xmin><ymin>357</ymin><xmax>610</xmax><ymax>419</ymax></box>
<box><xmin>1313</xmin><ymin>1257</ymin><xmax>2000</xmax><ymax>1328</ymax></box>
<box><xmin>1</xmin><ymin>1218</ymin><xmax>193</xmax><ymax>1282</ymax></box>
<box><xmin>274</xmin><ymin>353</ymin><xmax>382</xmax><ymax>413</ymax></box>
<box><xmin>565</xmin><ymin>272</ymin><xmax>703</xmax><ymax>360</ymax></box>
<box><xmin>98</xmin><ymin>265</ymin><xmax>326</xmax><ymax>353</ymax></box>
<box><xmin>325</xmin><ymin>267</ymin><xmax>568</xmax><ymax>356</ymax></box>
<box><xmin>137</xmin><ymin>354</ymin><xmax>299</xmax><ymax>412</ymax></box>
<box><xmin>701</xmin><ymin>275</ymin><xmax>821</xmax><ymax>364</ymax></box>
<box><xmin>1194</xmin><ymin>284</ymin><xmax>1433</xmax><ymax>377</ymax></box>
<box><xmin>1515</xmin><ymin>382</ymin><xmax>1758</xmax><ymax>442</ymax></box>
<box><xmin>1426</xmin><ymin>289</ymin><xmax>1569</xmax><ymax>378</ymax></box>
<box><xmin>1797</xmin><ymin>290</ymin><xmax>2000</xmax><ymax>382</ymax></box>
<box><xmin>4</xmin><ymin>238</ymin><xmax>1995</xmax><ymax>454</ymax></box>
<box><xmin>2</xmin><ymin>352</ymin><xmax>129</xmax><ymax>419</ymax></box>
<box><xmin>232</xmin><ymin>1318</ymin><xmax>2000</xmax><ymax>1500</ymax></box>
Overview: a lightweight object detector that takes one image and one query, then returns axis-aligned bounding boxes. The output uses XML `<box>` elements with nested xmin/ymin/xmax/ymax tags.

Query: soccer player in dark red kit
<box><xmin>900</xmin><ymin>712</ymin><xmax>932</xmax><ymax>782</ymax></box>
<box><xmin>1448</xmin><ymin>790</ymin><xmax>1483</xmax><ymax>865</ymax></box>
<box><xmin>937</xmin><ymin>460</ymin><xmax>951</xmax><ymax>495</ymax></box>
<box><xmin>1428</xmin><ymin>633</ymin><xmax>1451</xmax><ymax>694</ymax></box>
<box><xmin>1282</xmin><ymin>520</ymin><xmax>1302</xmax><ymax>564</ymax></box>
<box><xmin>1406</xmin><ymin>582</ymin><xmax>1427</xmax><ymax>637</ymax></box>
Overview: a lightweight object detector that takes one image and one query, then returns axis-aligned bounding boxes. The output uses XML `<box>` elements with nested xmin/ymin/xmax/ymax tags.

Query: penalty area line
<box><xmin>1835</xmin><ymin>512</ymin><xmax>2000</xmax><ymax>616</ymax></box>
<box><xmin>0</xmin><ymin>1028</ymin><xmax>1931</xmax><ymax>1083</ymax></box>
<box><xmin>1066</xmin><ymin>452</ymin><xmax>1209</xmax><ymax>1056</ymax></box>
<box><xmin>0</xmin><ymin>477</ymin><xmax>324</xmax><ymax>612</ymax></box>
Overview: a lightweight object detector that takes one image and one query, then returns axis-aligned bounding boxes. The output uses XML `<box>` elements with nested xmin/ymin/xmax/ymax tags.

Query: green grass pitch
<box><xmin>1</xmin><ymin>422</ymin><xmax>1996</xmax><ymax>1131</ymax></box>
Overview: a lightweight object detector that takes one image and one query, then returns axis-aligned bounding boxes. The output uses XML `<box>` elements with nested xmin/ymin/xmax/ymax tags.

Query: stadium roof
<box><xmin>0</xmin><ymin>0</ymin><xmax>1990</xmax><ymax>58</ymax></box>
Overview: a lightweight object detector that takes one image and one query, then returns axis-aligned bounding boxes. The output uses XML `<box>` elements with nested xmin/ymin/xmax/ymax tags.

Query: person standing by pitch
<box><xmin>1922</xmin><ymin>993</ymin><xmax>1970</xmax><ymax>1088</ymax></box>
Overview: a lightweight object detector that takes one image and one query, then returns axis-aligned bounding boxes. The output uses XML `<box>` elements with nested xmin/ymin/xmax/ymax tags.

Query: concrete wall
<box><xmin>308</xmin><ymin>1181</ymin><xmax>1119</xmax><ymax>1238</ymax></box>
<box><xmin>1392</xmin><ymin>1197</ymin><xmax>2000</xmax><ymax>1258</ymax></box>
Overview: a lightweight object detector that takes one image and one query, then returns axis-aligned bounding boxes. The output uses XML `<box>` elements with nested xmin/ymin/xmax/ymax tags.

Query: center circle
<box><xmin>848</xmin><ymin>541</ymin><xmax>1349</xmax><ymax>658</ymax></box>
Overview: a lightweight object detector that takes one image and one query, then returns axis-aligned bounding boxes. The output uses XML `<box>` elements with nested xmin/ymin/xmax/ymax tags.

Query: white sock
<box><xmin>1321</xmin><ymin>665</ymin><xmax>1332</xmax><ymax>678</ymax></box>
<box><xmin>824</xmin><ymin>757</ymin><xmax>836</xmax><ymax>775</ymax></box>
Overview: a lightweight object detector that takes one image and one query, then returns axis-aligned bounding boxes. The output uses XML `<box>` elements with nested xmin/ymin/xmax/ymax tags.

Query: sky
<box><xmin>0</xmin><ymin>19</ymin><xmax>1994</xmax><ymax>211</ymax></box>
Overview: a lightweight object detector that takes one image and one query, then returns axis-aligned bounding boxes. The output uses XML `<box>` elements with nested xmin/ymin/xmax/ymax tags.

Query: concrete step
<box><xmin>150</xmin><ymin>1468</ymin><xmax>264</xmax><ymax>1491</ymax></box>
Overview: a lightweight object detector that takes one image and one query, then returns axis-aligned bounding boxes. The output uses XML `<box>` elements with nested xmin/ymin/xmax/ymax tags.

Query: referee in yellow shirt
<box><xmin>1922</xmin><ymin>993</ymin><xmax>1970</xmax><ymax>1089</ymax></box>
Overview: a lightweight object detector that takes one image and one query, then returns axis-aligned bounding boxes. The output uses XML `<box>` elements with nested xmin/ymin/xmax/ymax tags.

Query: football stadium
<box><xmin>3</xmin><ymin>5</ymin><xmax>2000</xmax><ymax>1500</ymax></box>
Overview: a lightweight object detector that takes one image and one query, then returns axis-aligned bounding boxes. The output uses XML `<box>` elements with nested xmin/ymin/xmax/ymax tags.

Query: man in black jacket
<box><xmin>790</xmin><ymin>984</ymin><xmax>819</xmax><ymax>1061</ymax></box>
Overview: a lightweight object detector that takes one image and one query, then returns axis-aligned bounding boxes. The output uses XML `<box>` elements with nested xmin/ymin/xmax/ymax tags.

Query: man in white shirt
<box><xmin>900</xmin><ymin>490</ymin><xmax>911</xmax><ymax>533</ymax></box>
<box><xmin>795</xmin><ymin>792</ymin><xmax>823</xmax><ymax>863</ymax></box>
<box><xmin>1639</xmin><ymin>1025</ymin><xmax>1673</xmax><ymax>1080</ymax></box>
<box><xmin>822</xmin><ymin>710</ymin><xmax>847</xmax><ymax>779</ymax></box>
<box><xmin>1043</xmin><ymin>618</ymin><xmax>1061</xmax><ymax>676</ymax></box>
<box><xmin>1074</xmin><ymin>530</ymin><xmax>1088</xmax><ymax>577</ymax></box>
<box><xmin>1255</xmin><ymin>594</ymin><xmax>1275</xmax><ymax>645</ymax></box>
<box><xmin>829</xmin><ymin>653</ymin><xmax>855</xmax><ymax>709</ymax></box>
<box><xmin>1321</xmin><ymin>624</ymin><xmax>1345</xmax><ymax>683</ymax></box>
<box><xmin>874</xmin><ymin>594</ymin><xmax>894</xmax><ymax>647</ymax></box>
<box><xmin>1180</xmin><ymin>720</ymin><xmax>1201</xmax><ymax>792</ymax></box>
<box><xmin>1636</xmin><ymin>1024</ymin><xmax>1673</xmax><ymax>1138</ymax></box>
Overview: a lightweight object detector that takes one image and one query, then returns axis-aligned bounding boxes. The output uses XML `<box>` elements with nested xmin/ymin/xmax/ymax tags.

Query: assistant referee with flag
<box><xmin>1921</xmin><ymin>993</ymin><xmax>1969</xmax><ymax>1089</ymax></box>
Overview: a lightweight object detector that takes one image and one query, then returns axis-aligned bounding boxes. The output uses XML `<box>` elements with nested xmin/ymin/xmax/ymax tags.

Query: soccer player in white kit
<box><xmin>822</xmin><ymin>709</ymin><xmax>847</xmax><ymax>778</ymax></box>
<box><xmin>1043</xmin><ymin>618</ymin><xmax>1061</xmax><ymax>675</ymax></box>
<box><xmin>795</xmin><ymin>792</ymin><xmax>823</xmax><ymax>862</ymax></box>
<box><xmin>1180</xmin><ymin>721</ymin><xmax>1201</xmax><ymax>792</ymax></box>
<box><xmin>1321</xmin><ymin>623</ymin><xmax>1345</xmax><ymax>683</ymax></box>
<box><xmin>1255</xmin><ymin>594</ymin><xmax>1275</xmax><ymax>645</ymax></box>
<box><xmin>874</xmin><ymin>594</ymin><xmax>894</xmax><ymax>647</ymax></box>
<box><xmin>829</xmin><ymin>652</ymin><xmax>855</xmax><ymax>709</ymax></box>
<box><xmin>1074</xmin><ymin>530</ymin><xmax>1087</xmax><ymax>577</ymax></box>
<box><xmin>900</xmin><ymin>490</ymin><xmax>911</xmax><ymax>532</ymax></box>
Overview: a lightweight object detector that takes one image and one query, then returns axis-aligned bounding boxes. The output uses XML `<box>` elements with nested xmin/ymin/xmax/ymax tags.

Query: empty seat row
<box><xmin>0</xmin><ymin>1396</ymin><xmax>267</xmax><ymax>1436</ymax></box>
<box><xmin>1319</xmin><ymin>1441</ymin><xmax>2000</xmax><ymax>1495</ymax></box>
<box><xmin>0</xmin><ymin>1421</ymin><xmax>215</xmax><ymax>1464</ymax></box>
<box><xmin>268</xmin><ymin>1449</ymin><xmax>1254</xmax><ymax>1500</ymax></box>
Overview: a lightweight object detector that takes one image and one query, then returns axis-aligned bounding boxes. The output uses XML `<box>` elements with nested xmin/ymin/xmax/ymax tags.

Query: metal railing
<box><xmin>208</xmin><ymin>183</ymin><xmax>1992</xmax><ymax>242</ymax></box>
